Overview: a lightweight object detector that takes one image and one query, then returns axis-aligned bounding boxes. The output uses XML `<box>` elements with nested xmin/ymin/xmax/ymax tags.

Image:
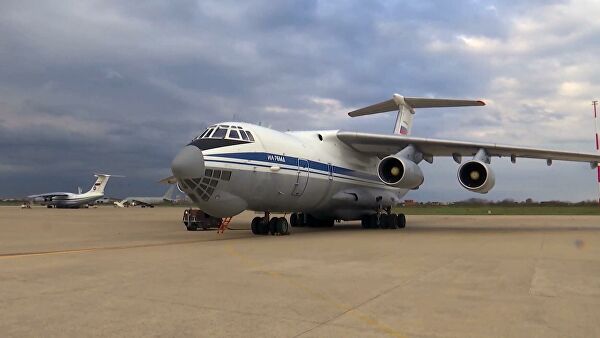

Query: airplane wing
<box><xmin>27</xmin><ymin>193</ymin><xmax>70</xmax><ymax>200</ymax></box>
<box><xmin>159</xmin><ymin>176</ymin><xmax>177</xmax><ymax>184</ymax></box>
<box><xmin>129</xmin><ymin>199</ymin><xmax>154</xmax><ymax>207</ymax></box>
<box><xmin>336</xmin><ymin>132</ymin><xmax>600</xmax><ymax>166</ymax></box>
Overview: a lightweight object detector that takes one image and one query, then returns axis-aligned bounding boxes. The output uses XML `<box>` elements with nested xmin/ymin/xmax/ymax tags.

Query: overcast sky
<box><xmin>1</xmin><ymin>0</ymin><xmax>599</xmax><ymax>201</ymax></box>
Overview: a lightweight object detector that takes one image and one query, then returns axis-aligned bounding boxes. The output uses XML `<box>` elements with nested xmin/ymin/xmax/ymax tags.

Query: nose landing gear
<box><xmin>251</xmin><ymin>212</ymin><xmax>290</xmax><ymax>236</ymax></box>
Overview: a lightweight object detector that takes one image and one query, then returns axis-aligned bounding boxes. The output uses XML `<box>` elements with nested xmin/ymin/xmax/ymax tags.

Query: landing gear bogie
<box><xmin>361</xmin><ymin>213</ymin><xmax>406</xmax><ymax>229</ymax></box>
<box><xmin>251</xmin><ymin>214</ymin><xmax>289</xmax><ymax>236</ymax></box>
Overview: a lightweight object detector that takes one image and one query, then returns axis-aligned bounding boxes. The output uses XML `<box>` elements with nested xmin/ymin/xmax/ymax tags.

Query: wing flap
<box><xmin>337</xmin><ymin>132</ymin><xmax>600</xmax><ymax>164</ymax></box>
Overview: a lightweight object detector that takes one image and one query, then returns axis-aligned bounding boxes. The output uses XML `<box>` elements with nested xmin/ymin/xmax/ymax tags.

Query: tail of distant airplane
<box><xmin>348</xmin><ymin>94</ymin><xmax>485</xmax><ymax>136</ymax></box>
<box><xmin>87</xmin><ymin>174</ymin><xmax>122</xmax><ymax>194</ymax></box>
<box><xmin>163</xmin><ymin>184</ymin><xmax>176</xmax><ymax>201</ymax></box>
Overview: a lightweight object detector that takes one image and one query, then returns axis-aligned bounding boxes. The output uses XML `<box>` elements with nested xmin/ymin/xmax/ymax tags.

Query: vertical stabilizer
<box><xmin>392</xmin><ymin>95</ymin><xmax>415</xmax><ymax>136</ymax></box>
<box><xmin>87</xmin><ymin>174</ymin><xmax>116</xmax><ymax>194</ymax></box>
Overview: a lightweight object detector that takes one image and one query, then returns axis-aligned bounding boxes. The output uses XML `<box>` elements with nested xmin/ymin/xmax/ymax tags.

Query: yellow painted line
<box><xmin>224</xmin><ymin>245</ymin><xmax>408</xmax><ymax>338</ymax></box>
<box><xmin>0</xmin><ymin>238</ymin><xmax>223</xmax><ymax>260</ymax></box>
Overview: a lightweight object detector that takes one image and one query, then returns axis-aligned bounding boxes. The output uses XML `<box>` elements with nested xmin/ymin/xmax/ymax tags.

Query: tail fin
<box><xmin>163</xmin><ymin>184</ymin><xmax>176</xmax><ymax>201</ymax></box>
<box><xmin>87</xmin><ymin>174</ymin><xmax>123</xmax><ymax>194</ymax></box>
<box><xmin>348</xmin><ymin>94</ymin><xmax>485</xmax><ymax>136</ymax></box>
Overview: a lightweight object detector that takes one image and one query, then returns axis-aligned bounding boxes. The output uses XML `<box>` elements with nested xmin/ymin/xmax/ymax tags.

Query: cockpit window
<box><xmin>194</xmin><ymin>124</ymin><xmax>256</xmax><ymax>143</ymax></box>
<box><xmin>198</xmin><ymin>129</ymin><xmax>211</xmax><ymax>139</ymax></box>
<box><xmin>210</xmin><ymin>127</ymin><xmax>228</xmax><ymax>139</ymax></box>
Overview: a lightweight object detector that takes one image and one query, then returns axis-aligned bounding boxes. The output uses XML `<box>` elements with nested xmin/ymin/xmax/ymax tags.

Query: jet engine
<box><xmin>378</xmin><ymin>156</ymin><xmax>424</xmax><ymax>189</ymax></box>
<box><xmin>458</xmin><ymin>160</ymin><xmax>495</xmax><ymax>193</ymax></box>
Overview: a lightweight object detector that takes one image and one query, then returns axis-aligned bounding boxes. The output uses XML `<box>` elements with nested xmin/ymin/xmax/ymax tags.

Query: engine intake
<box><xmin>378</xmin><ymin>156</ymin><xmax>424</xmax><ymax>189</ymax></box>
<box><xmin>458</xmin><ymin>160</ymin><xmax>495</xmax><ymax>194</ymax></box>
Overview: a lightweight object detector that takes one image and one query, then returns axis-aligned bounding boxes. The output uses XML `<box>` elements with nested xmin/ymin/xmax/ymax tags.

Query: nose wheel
<box><xmin>251</xmin><ymin>213</ymin><xmax>290</xmax><ymax>236</ymax></box>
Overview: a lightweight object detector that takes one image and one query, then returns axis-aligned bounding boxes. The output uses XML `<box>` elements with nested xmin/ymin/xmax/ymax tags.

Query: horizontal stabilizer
<box><xmin>348</xmin><ymin>94</ymin><xmax>485</xmax><ymax>117</ymax></box>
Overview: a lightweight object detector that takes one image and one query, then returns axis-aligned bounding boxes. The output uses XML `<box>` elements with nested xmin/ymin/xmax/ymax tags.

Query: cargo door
<box><xmin>292</xmin><ymin>159</ymin><xmax>309</xmax><ymax>196</ymax></box>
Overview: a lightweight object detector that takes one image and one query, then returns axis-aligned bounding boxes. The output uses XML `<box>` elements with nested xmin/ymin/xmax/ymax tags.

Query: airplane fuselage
<box><xmin>34</xmin><ymin>192</ymin><xmax>104</xmax><ymax>208</ymax></box>
<box><xmin>172</xmin><ymin>122</ymin><xmax>407</xmax><ymax>220</ymax></box>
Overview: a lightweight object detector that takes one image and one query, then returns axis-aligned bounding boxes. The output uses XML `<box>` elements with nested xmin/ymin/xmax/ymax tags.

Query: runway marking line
<box><xmin>224</xmin><ymin>245</ymin><xmax>408</xmax><ymax>338</ymax></box>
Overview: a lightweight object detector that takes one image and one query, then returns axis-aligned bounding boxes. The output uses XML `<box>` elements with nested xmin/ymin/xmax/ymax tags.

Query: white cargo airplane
<box><xmin>28</xmin><ymin>174</ymin><xmax>119</xmax><ymax>208</ymax></box>
<box><xmin>114</xmin><ymin>185</ymin><xmax>176</xmax><ymax>208</ymax></box>
<box><xmin>166</xmin><ymin>94</ymin><xmax>600</xmax><ymax>235</ymax></box>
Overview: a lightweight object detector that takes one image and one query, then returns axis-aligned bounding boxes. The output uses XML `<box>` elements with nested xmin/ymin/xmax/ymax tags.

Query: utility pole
<box><xmin>594</xmin><ymin>100</ymin><xmax>600</xmax><ymax>205</ymax></box>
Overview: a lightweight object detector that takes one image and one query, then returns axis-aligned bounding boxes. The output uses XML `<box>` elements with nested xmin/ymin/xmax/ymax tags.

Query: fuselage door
<box><xmin>292</xmin><ymin>159</ymin><xmax>309</xmax><ymax>196</ymax></box>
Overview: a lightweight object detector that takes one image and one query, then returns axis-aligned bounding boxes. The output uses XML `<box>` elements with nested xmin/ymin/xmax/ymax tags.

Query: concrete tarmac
<box><xmin>1</xmin><ymin>206</ymin><xmax>600</xmax><ymax>337</ymax></box>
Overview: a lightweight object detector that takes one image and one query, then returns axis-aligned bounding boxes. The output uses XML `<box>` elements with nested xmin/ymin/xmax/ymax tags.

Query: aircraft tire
<box><xmin>380</xmin><ymin>214</ymin><xmax>390</xmax><ymax>229</ymax></box>
<box><xmin>290</xmin><ymin>213</ymin><xmax>298</xmax><ymax>227</ymax></box>
<box><xmin>320</xmin><ymin>219</ymin><xmax>334</xmax><ymax>227</ymax></box>
<box><xmin>388</xmin><ymin>214</ymin><xmax>398</xmax><ymax>229</ymax></box>
<box><xmin>259</xmin><ymin>218</ymin><xmax>270</xmax><ymax>235</ymax></box>
<box><xmin>251</xmin><ymin>217</ymin><xmax>261</xmax><ymax>235</ymax></box>
<box><xmin>268</xmin><ymin>218</ymin><xmax>278</xmax><ymax>235</ymax></box>
<box><xmin>398</xmin><ymin>214</ymin><xmax>406</xmax><ymax>228</ymax></box>
<box><xmin>361</xmin><ymin>216</ymin><xmax>370</xmax><ymax>229</ymax></box>
<box><xmin>369</xmin><ymin>214</ymin><xmax>380</xmax><ymax>228</ymax></box>
<box><xmin>276</xmin><ymin>217</ymin><xmax>290</xmax><ymax>235</ymax></box>
<box><xmin>363</xmin><ymin>215</ymin><xmax>372</xmax><ymax>229</ymax></box>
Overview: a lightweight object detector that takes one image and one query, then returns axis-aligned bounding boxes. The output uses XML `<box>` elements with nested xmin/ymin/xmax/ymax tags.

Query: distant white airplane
<box><xmin>164</xmin><ymin>94</ymin><xmax>600</xmax><ymax>235</ymax></box>
<box><xmin>28</xmin><ymin>174</ymin><xmax>120</xmax><ymax>208</ymax></box>
<box><xmin>114</xmin><ymin>185</ymin><xmax>176</xmax><ymax>208</ymax></box>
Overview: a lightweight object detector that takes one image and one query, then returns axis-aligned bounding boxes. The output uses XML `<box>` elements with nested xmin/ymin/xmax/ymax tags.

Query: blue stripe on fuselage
<box><xmin>205</xmin><ymin>152</ymin><xmax>380</xmax><ymax>183</ymax></box>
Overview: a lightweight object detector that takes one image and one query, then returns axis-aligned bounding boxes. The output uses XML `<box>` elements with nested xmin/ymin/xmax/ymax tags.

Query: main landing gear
<box><xmin>361</xmin><ymin>212</ymin><xmax>406</xmax><ymax>229</ymax></box>
<box><xmin>251</xmin><ymin>212</ymin><xmax>290</xmax><ymax>236</ymax></box>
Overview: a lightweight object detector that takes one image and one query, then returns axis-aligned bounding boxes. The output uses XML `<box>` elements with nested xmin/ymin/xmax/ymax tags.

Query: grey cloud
<box><xmin>0</xmin><ymin>0</ymin><xmax>598</xmax><ymax>201</ymax></box>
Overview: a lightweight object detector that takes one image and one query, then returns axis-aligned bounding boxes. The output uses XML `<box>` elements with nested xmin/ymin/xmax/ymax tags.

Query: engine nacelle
<box><xmin>458</xmin><ymin>160</ymin><xmax>496</xmax><ymax>194</ymax></box>
<box><xmin>378</xmin><ymin>156</ymin><xmax>424</xmax><ymax>189</ymax></box>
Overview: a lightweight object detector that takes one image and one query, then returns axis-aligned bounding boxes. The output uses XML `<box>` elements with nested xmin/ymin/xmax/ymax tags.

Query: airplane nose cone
<box><xmin>171</xmin><ymin>146</ymin><xmax>205</xmax><ymax>179</ymax></box>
